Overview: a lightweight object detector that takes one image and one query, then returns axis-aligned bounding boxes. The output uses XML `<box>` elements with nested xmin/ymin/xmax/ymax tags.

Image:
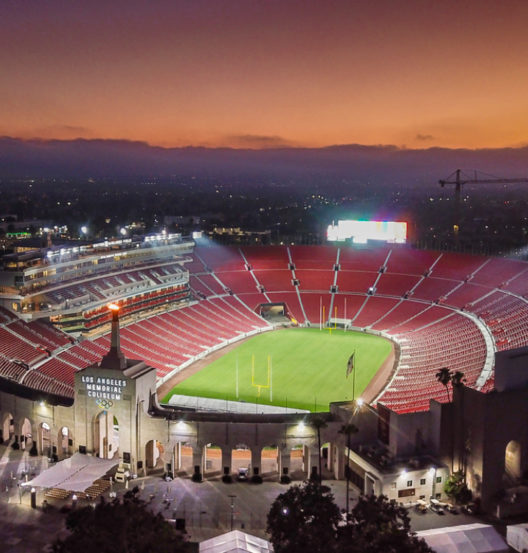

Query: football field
<box><xmin>162</xmin><ymin>327</ymin><xmax>392</xmax><ymax>412</ymax></box>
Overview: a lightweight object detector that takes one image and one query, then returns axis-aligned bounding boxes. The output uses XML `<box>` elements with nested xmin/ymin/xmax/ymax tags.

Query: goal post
<box><xmin>251</xmin><ymin>354</ymin><xmax>273</xmax><ymax>401</ymax></box>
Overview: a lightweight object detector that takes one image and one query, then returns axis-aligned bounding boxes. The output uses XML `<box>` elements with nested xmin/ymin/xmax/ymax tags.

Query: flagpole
<box><xmin>352</xmin><ymin>350</ymin><xmax>356</xmax><ymax>401</ymax></box>
<box><xmin>236</xmin><ymin>353</ymin><xmax>239</xmax><ymax>399</ymax></box>
<box><xmin>270</xmin><ymin>355</ymin><xmax>273</xmax><ymax>402</ymax></box>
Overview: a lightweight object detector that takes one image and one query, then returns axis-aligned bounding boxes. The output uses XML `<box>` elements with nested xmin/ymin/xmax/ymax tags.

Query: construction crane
<box><xmin>439</xmin><ymin>169</ymin><xmax>528</xmax><ymax>237</ymax></box>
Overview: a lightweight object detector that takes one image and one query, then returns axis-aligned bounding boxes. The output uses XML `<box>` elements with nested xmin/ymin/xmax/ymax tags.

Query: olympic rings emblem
<box><xmin>96</xmin><ymin>398</ymin><xmax>113</xmax><ymax>409</ymax></box>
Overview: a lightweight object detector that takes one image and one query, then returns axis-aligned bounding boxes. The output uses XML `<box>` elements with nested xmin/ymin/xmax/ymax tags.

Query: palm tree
<box><xmin>451</xmin><ymin>370</ymin><xmax>466</xmax><ymax>389</ymax></box>
<box><xmin>339</xmin><ymin>422</ymin><xmax>359</xmax><ymax>519</ymax></box>
<box><xmin>312</xmin><ymin>416</ymin><xmax>327</xmax><ymax>483</ymax></box>
<box><xmin>435</xmin><ymin>367</ymin><xmax>452</xmax><ymax>402</ymax></box>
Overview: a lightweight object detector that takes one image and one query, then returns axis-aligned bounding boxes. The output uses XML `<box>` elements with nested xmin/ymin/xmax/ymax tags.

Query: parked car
<box><xmin>429</xmin><ymin>498</ymin><xmax>445</xmax><ymax>514</ymax></box>
<box><xmin>445</xmin><ymin>503</ymin><xmax>459</xmax><ymax>514</ymax></box>
<box><xmin>415</xmin><ymin>500</ymin><xmax>428</xmax><ymax>514</ymax></box>
<box><xmin>461</xmin><ymin>503</ymin><xmax>475</xmax><ymax>515</ymax></box>
<box><xmin>237</xmin><ymin>467</ymin><xmax>249</xmax><ymax>481</ymax></box>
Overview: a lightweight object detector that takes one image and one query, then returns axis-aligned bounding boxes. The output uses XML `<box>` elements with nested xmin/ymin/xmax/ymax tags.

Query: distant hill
<box><xmin>1</xmin><ymin>137</ymin><xmax>528</xmax><ymax>186</ymax></box>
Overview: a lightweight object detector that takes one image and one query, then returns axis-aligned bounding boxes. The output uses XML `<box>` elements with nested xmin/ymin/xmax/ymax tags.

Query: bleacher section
<box><xmin>253</xmin><ymin>269</ymin><xmax>295</xmax><ymax>292</ymax></box>
<box><xmin>410</xmin><ymin>277</ymin><xmax>459</xmax><ymax>302</ymax></box>
<box><xmin>241</xmin><ymin>246</ymin><xmax>289</xmax><ymax>269</ymax></box>
<box><xmin>289</xmin><ymin>245</ymin><xmax>338</xmax><ymax>269</ymax></box>
<box><xmin>1</xmin><ymin>244</ymin><xmax>528</xmax><ymax>415</ymax></box>
<box><xmin>380</xmin><ymin>314</ymin><xmax>487</xmax><ymax>413</ymax></box>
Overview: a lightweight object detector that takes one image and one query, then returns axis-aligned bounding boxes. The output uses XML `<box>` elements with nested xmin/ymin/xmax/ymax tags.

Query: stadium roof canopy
<box><xmin>199</xmin><ymin>530</ymin><xmax>273</xmax><ymax>553</ymax></box>
<box><xmin>417</xmin><ymin>523</ymin><xmax>508</xmax><ymax>553</ymax></box>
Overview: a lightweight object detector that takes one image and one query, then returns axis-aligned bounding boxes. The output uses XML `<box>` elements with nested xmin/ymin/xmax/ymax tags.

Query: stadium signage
<box><xmin>80</xmin><ymin>375</ymin><xmax>127</xmax><ymax>401</ymax></box>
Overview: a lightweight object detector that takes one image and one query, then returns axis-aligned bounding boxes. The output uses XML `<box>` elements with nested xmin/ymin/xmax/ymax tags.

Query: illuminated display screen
<box><xmin>327</xmin><ymin>220</ymin><xmax>407</xmax><ymax>244</ymax></box>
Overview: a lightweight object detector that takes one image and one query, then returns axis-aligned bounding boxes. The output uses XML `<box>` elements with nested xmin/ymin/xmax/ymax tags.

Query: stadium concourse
<box><xmin>1</xmin><ymin>242</ymin><xmax>527</xmax><ymax>413</ymax></box>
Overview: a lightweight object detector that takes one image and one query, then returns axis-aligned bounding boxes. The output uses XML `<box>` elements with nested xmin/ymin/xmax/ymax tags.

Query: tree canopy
<box><xmin>52</xmin><ymin>488</ymin><xmax>189</xmax><ymax>553</ymax></box>
<box><xmin>337</xmin><ymin>494</ymin><xmax>433</xmax><ymax>553</ymax></box>
<box><xmin>444</xmin><ymin>470</ymin><xmax>472</xmax><ymax>504</ymax></box>
<box><xmin>267</xmin><ymin>483</ymin><xmax>433</xmax><ymax>553</ymax></box>
<box><xmin>267</xmin><ymin>481</ymin><xmax>342</xmax><ymax>553</ymax></box>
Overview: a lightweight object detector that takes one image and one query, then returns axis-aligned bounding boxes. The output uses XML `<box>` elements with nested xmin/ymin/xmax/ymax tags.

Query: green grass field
<box><xmin>162</xmin><ymin>328</ymin><xmax>392</xmax><ymax>412</ymax></box>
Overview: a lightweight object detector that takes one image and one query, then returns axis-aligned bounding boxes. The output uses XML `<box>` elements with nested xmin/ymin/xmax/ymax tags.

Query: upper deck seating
<box><xmin>336</xmin><ymin>271</ymin><xmax>378</xmax><ymax>294</ymax></box>
<box><xmin>386</xmin><ymin>248</ymin><xmax>439</xmax><ymax>275</ymax></box>
<box><xmin>295</xmin><ymin>270</ymin><xmax>335</xmax><ymax>292</ymax></box>
<box><xmin>375</xmin><ymin>273</ymin><xmax>422</xmax><ymax>297</ymax></box>
<box><xmin>410</xmin><ymin>277</ymin><xmax>459</xmax><ymax>302</ymax></box>
<box><xmin>215</xmin><ymin>270</ymin><xmax>259</xmax><ymax>294</ymax></box>
<box><xmin>289</xmin><ymin>245</ymin><xmax>337</xmax><ymax>269</ymax></box>
<box><xmin>195</xmin><ymin>246</ymin><xmax>245</xmax><ymax>272</ymax></box>
<box><xmin>241</xmin><ymin>246</ymin><xmax>289</xmax><ymax>269</ymax></box>
<box><xmin>431</xmin><ymin>253</ymin><xmax>487</xmax><ymax>280</ymax></box>
<box><xmin>470</xmin><ymin>257</ymin><xmax>527</xmax><ymax>288</ymax></box>
<box><xmin>338</xmin><ymin>247</ymin><xmax>389</xmax><ymax>272</ymax></box>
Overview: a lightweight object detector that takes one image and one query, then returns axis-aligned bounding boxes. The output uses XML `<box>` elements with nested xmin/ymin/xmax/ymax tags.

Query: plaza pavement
<box><xmin>0</xmin><ymin>443</ymin><xmax>481</xmax><ymax>552</ymax></box>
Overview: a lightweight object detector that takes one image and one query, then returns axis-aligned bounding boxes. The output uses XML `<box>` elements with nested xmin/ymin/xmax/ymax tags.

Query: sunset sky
<box><xmin>1</xmin><ymin>0</ymin><xmax>528</xmax><ymax>149</ymax></box>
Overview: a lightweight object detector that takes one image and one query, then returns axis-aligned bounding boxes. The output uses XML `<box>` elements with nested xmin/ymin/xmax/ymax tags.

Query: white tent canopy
<box><xmin>200</xmin><ymin>530</ymin><xmax>273</xmax><ymax>553</ymax></box>
<box><xmin>417</xmin><ymin>523</ymin><xmax>508</xmax><ymax>553</ymax></box>
<box><xmin>23</xmin><ymin>453</ymin><xmax>118</xmax><ymax>492</ymax></box>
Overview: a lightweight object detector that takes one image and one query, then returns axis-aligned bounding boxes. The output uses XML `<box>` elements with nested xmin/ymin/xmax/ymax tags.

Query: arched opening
<box><xmin>145</xmin><ymin>440</ymin><xmax>164</xmax><ymax>471</ymax></box>
<box><xmin>39</xmin><ymin>422</ymin><xmax>51</xmax><ymax>457</ymax></box>
<box><xmin>2</xmin><ymin>413</ymin><xmax>14</xmax><ymax>443</ymax></box>
<box><xmin>289</xmin><ymin>444</ymin><xmax>306</xmax><ymax>479</ymax></box>
<box><xmin>321</xmin><ymin>441</ymin><xmax>330</xmax><ymax>477</ymax></box>
<box><xmin>95</xmin><ymin>411</ymin><xmax>119</xmax><ymax>459</ymax></box>
<box><xmin>178</xmin><ymin>443</ymin><xmax>194</xmax><ymax>474</ymax></box>
<box><xmin>20</xmin><ymin>418</ymin><xmax>32</xmax><ymax>450</ymax></box>
<box><xmin>204</xmin><ymin>443</ymin><xmax>222</xmax><ymax>477</ymax></box>
<box><xmin>261</xmin><ymin>446</ymin><xmax>279</xmax><ymax>477</ymax></box>
<box><xmin>59</xmin><ymin>427</ymin><xmax>71</xmax><ymax>457</ymax></box>
<box><xmin>505</xmin><ymin>440</ymin><xmax>522</xmax><ymax>484</ymax></box>
<box><xmin>231</xmin><ymin>444</ymin><xmax>252</xmax><ymax>480</ymax></box>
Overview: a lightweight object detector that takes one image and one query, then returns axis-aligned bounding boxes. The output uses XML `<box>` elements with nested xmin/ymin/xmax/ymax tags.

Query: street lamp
<box><xmin>228</xmin><ymin>494</ymin><xmax>236</xmax><ymax>530</ymax></box>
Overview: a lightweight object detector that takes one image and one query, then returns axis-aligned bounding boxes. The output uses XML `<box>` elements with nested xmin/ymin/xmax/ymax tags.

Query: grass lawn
<box><xmin>162</xmin><ymin>327</ymin><xmax>392</xmax><ymax>412</ymax></box>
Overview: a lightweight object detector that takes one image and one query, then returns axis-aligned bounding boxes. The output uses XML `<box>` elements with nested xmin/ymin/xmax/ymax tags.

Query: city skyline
<box><xmin>2</xmin><ymin>0</ymin><xmax>528</xmax><ymax>150</ymax></box>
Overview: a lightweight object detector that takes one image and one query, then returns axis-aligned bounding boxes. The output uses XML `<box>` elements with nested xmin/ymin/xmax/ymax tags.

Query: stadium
<box><xmin>1</xmin><ymin>232</ymin><xmax>524</xmax><ymax>412</ymax></box>
<box><xmin>0</xmin><ymin>228</ymin><xmax>527</xmax><ymax>511</ymax></box>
